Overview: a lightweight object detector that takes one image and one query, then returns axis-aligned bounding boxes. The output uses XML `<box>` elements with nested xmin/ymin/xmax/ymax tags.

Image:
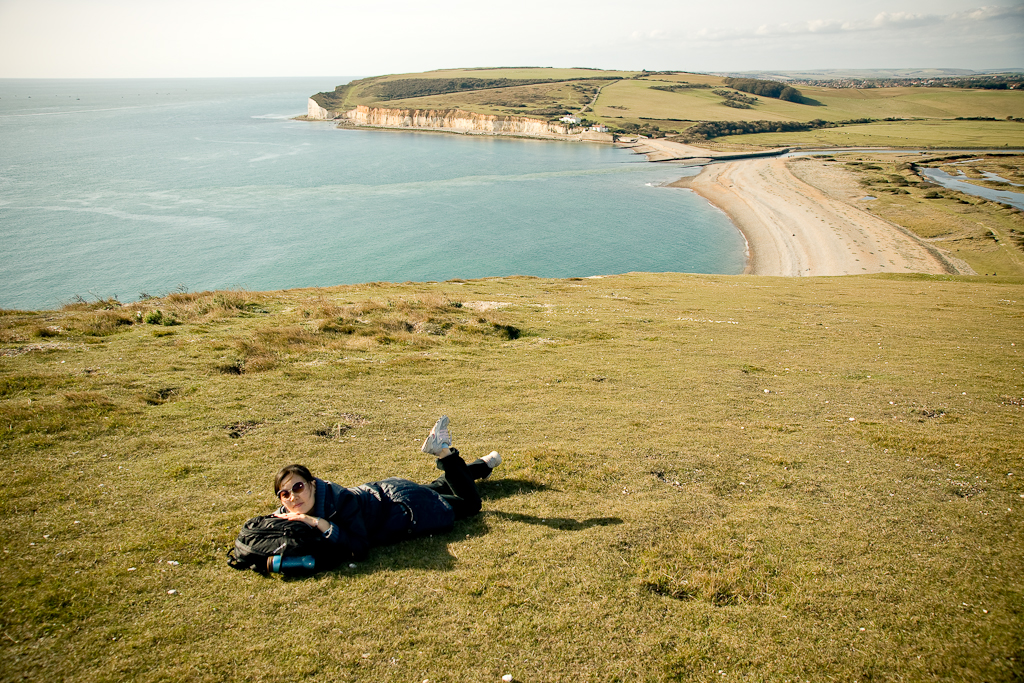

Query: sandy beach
<box><xmin>616</xmin><ymin>136</ymin><xmax>968</xmax><ymax>276</ymax></box>
<box><xmin>669</xmin><ymin>157</ymin><xmax>965</xmax><ymax>276</ymax></box>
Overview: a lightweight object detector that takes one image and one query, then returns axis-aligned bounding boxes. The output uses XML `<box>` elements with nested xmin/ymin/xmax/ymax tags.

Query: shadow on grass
<box><xmin>478</xmin><ymin>477</ymin><xmax>550</xmax><ymax>500</ymax></box>
<box><xmin>486</xmin><ymin>511</ymin><xmax>623</xmax><ymax>531</ymax></box>
<box><xmin>799</xmin><ymin>96</ymin><xmax>825</xmax><ymax>107</ymax></box>
<box><xmin>307</xmin><ymin>479</ymin><xmax>619</xmax><ymax>577</ymax></box>
<box><xmin>318</xmin><ymin>519</ymin><xmax>493</xmax><ymax>577</ymax></box>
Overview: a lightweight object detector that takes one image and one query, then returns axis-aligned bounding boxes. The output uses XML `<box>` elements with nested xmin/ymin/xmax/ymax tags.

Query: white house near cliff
<box><xmin>559</xmin><ymin>114</ymin><xmax>580</xmax><ymax>124</ymax></box>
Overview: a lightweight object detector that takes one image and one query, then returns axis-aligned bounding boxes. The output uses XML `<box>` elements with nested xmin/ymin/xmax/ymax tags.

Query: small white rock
<box><xmin>349</xmin><ymin>563</ymin><xmax>357</xmax><ymax>569</ymax></box>
<box><xmin>167</xmin><ymin>590</ymin><xmax>177</xmax><ymax>595</ymax></box>
<box><xmin>502</xmin><ymin>675</ymin><xmax>514</xmax><ymax>682</ymax></box>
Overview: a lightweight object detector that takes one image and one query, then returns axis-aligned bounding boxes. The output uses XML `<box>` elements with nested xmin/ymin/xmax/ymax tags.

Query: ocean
<box><xmin>0</xmin><ymin>78</ymin><xmax>745</xmax><ymax>311</ymax></box>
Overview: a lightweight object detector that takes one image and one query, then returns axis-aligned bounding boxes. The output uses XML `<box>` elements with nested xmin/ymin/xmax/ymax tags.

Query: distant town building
<box><xmin>589</xmin><ymin>124</ymin><xmax>609</xmax><ymax>133</ymax></box>
<box><xmin>560</xmin><ymin>114</ymin><xmax>580</xmax><ymax>124</ymax></box>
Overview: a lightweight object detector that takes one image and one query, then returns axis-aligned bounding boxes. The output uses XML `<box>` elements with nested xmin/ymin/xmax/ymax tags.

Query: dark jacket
<box><xmin>278</xmin><ymin>477</ymin><xmax>454</xmax><ymax>562</ymax></box>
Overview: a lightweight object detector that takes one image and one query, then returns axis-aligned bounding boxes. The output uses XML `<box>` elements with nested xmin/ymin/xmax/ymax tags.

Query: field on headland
<box><xmin>1</xmin><ymin>274</ymin><xmax>1022</xmax><ymax>681</ymax></box>
<box><xmin>593</xmin><ymin>76</ymin><xmax>1024</xmax><ymax>126</ymax></box>
<box><xmin>725</xmin><ymin>119</ymin><xmax>1024</xmax><ymax>149</ymax></box>
<box><xmin>310</xmin><ymin>67</ymin><xmax>1024</xmax><ymax>145</ymax></box>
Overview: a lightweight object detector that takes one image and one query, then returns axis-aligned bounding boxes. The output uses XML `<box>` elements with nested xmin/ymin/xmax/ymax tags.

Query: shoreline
<box><xmin>301</xmin><ymin>116</ymin><xmax>965</xmax><ymax>277</ymax></box>
<box><xmin>620</xmin><ymin>138</ymin><xmax>964</xmax><ymax>276</ymax></box>
<box><xmin>668</xmin><ymin>157</ymin><xmax>963</xmax><ymax>276</ymax></box>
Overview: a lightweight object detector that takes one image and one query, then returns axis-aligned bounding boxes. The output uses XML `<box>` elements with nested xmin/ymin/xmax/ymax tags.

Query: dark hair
<box><xmin>274</xmin><ymin>464</ymin><xmax>314</xmax><ymax>495</ymax></box>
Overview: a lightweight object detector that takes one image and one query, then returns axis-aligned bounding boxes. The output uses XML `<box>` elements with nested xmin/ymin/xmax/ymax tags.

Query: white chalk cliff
<box><xmin>345</xmin><ymin>105</ymin><xmax>573</xmax><ymax>137</ymax></box>
<box><xmin>307</xmin><ymin>101</ymin><xmax>612</xmax><ymax>141</ymax></box>
<box><xmin>307</xmin><ymin>98</ymin><xmax>335</xmax><ymax>120</ymax></box>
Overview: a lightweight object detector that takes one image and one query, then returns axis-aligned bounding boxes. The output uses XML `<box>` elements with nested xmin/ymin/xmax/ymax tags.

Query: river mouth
<box><xmin>782</xmin><ymin>149</ymin><xmax>1024</xmax><ymax>210</ymax></box>
<box><xmin>919</xmin><ymin>166</ymin><xmax>1024</xmax><ymax>210</ymax></box>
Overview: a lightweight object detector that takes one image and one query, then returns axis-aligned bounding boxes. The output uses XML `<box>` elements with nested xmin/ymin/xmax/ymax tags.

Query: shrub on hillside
<box><xmin>684</xmin><ymin>117</ymin><xmax>876</xmax><ymax>140</ymax></box>
<box><xmin>723</xmin><ymin>78</ymin><xmax>803</xmax><ymax>102</ymax></box>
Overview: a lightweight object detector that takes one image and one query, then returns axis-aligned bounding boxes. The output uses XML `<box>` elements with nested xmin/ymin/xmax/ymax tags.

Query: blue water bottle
<box><xmin>268</xmin><ymin>555</ymin><xmax>316</xmax><ymax>575</ymax></box>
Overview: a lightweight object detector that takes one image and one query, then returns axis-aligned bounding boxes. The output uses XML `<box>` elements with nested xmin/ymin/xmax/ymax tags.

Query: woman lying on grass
<box><xmin>269</xmin><ymin>416</ymin><xmax>501</xmax><ymax>570</ymax></box>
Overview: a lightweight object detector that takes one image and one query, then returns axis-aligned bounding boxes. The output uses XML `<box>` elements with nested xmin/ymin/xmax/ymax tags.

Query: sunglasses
<box><xmin>277</xmin><ymin>481</ymin><xmax>307</xmax><ymax>500</ymax></box>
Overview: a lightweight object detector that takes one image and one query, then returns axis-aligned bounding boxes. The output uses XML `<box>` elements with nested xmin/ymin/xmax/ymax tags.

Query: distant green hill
<box><xmin>718</xmin><ymin>68</ymin><xmax>1024</xmax><ymax>81</ymax></box>
<box><xmin>311</xmin><ymin>67</ymin><xmax>1024</xmax><ymax>145</ymax></box>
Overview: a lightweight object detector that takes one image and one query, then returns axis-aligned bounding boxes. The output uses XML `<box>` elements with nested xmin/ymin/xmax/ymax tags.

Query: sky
<box><xmin>0</xmin><ymin>0</ymin><xmax>1021</xmax><ymax>78</ymax></box>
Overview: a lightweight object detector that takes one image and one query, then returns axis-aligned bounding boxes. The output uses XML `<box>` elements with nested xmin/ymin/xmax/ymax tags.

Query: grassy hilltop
<box><xmin>1</xmin><ymin>272</ymin><xmax>1022</xmax><ymax>681</ymax></box>
<box><xmin>311</xmin><ymin>67</ymin><xmax>1024</xmax><ymax>149</ymax></box>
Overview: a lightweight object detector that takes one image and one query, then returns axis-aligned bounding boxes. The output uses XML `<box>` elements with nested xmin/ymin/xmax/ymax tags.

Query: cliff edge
<box><xmin>307</xmin><ymin>98</ymin><xmax>335</xmax><ymax>120</ymax></box>
<box><xmin>334</xmin><ymin>104</ymin><xmax>611</xmax><ymax>142</ymax></box>
<box><xmin>347</xmin><ymin>104</ymin><xmax>566</xmax><ymax>136</ymax></box>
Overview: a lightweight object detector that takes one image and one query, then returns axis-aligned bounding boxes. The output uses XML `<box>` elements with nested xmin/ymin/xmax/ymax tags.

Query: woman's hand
<box><xmin>274</xmin><ymin>511</ymin><xmax>320</xmax><ymax>528</ymax></box>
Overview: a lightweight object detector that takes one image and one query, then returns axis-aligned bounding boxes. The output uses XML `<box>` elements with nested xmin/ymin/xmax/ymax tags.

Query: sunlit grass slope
<box><xmin>598</xmin><ymin>78</ymin><xmax>1024</xmax><ymax>125</ymax></box>
<box><xmin>2</xmin><ymin>273</ymin><xmax>1022</xmax><ymax>681</ymax></box>
<box><xmin>728</xmin><ymin>119</ymin><xmax>1024</xmax><ymax>149</ymax></box>
<box><xmin>799</xmin><ymin>86</ymin><xmax>1024</xmax><ymax>120</ymax></box>
<box><xmin>314</xmin><ymin>67</ymin><xmax>640</xmax><ymax>113</ymax></box>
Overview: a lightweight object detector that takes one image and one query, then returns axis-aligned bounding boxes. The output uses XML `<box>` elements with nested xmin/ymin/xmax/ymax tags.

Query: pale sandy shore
<box><xmin>670</xmin><ymin>157</ymin><xmax>967</xmax><ymax>276</ymax></box>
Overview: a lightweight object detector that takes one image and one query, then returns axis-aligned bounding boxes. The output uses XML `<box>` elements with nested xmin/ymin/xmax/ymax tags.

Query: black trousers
<box><xmin>423</xmin><ymin>449</ymin><xmax>490</xmax><ymax>520</ymax></box>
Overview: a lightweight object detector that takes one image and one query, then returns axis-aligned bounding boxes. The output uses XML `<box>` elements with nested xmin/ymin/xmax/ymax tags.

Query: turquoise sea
<box><xmin>0</xmin><ymin>78</ymin><xmax>744</xmax><ymax>311</ymax></box>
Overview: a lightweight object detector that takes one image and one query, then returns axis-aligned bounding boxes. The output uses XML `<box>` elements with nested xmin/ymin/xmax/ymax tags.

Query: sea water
<box><xmin>0</xmin><ymin>78</ymin><xmax>744</xmax><ymax>311</ymax></box>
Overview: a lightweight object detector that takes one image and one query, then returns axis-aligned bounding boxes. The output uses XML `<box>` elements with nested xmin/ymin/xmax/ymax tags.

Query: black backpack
<box><xmin>227</xmin><ymin>515</ymin><xmax>339</xmax><ymax>574</ymax></box>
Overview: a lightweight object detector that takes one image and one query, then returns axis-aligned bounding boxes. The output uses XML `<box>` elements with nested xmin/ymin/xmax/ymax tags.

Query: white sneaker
<box><xmin>481</xmin><ymin>451</ymin><xmax>502</xmax><ymax>469</ymax></box>
<box><xmin>421</xmin><ymin>416</ymin><xmax>452</xmax><ymax>456</ymax></box>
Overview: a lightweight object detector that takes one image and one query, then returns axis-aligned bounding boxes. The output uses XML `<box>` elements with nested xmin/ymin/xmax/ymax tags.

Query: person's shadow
<box><xmin>339</xmin><ymin>479</ymin><xmax>624</xmax><ymax>575</ymax></box>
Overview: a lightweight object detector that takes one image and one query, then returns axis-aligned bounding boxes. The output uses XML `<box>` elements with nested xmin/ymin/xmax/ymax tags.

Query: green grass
<box><xmin>367</xmin><ymin>79</ymin><xmax>604</xmax><ymax>119</ymax></box>
<box><xmin>596</xmin><ymin>78</ymin><xmax>810</xmax><ymax>125</ymax></box>
<box><xmin>778</xmin><ymin>86</ymin><xmax>1024</xmax><ymax>121</ymax></box>
<box><xmin>2</xmin><ymin>274</ymin><xmax>1023</xmax><ymax>681</ymax></box>
<box><xmin>596</xmin><ymin>80</ymin><xmax>1024</xmax><ymax>127</ymax></box>
<box><xmin>723</xmin><ymin>119</ymin><xmax>1024</xmax><ymax>149</ymax></box>
<box><xmin>314</xmin><ymin>68</ymin><xmax>640</xmax><ymax>114</ymax></box>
